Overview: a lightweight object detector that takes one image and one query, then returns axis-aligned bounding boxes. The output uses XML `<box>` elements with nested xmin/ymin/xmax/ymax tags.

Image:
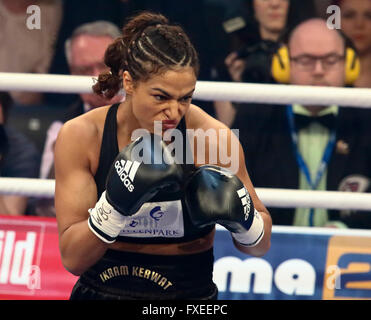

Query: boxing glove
<box><xmin>88</xmin><ymin>134</ymin><xmax>184</xmax><ymax>243</ymax></box>
<box><xmin>184</xmin><ymin>165</ymin><xmax>264</xmax><ymax>247</ymax></box>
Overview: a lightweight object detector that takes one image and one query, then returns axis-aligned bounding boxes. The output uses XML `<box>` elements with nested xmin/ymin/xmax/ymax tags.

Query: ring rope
<box><xmin>1</xmin><ymin>178</ymin><xmax>370</xmax><ymax>211</ymax></box>
<box><xmin>1</xmin><ymin>72</ymin><xmax>370</xmax><ymax>212</ymax></box>
<box><xmin>0</xmin><ymin>72</ymin><xmax>371</xmax><ymax>107</ymax></box>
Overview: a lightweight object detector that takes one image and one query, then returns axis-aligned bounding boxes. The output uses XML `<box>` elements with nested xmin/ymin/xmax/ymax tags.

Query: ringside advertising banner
<box><xmin>0</xmin><ymin>215</ymin><xmax>77</xmax><ymax>300</ymax></box>
<box><xmin>214</xmin><ymin>227</ymin><xmax>371</xmax><ymax>300</ymax></box>
<box><xmin>1</xmin><ymin>216</ymin><xmax>371</xmax><ymax>300</ymax></box>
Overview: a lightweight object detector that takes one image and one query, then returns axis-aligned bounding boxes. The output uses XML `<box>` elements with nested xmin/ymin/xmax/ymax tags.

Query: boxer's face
<box><xmin>289</xmin><ymin>22</ymin><xmax>346</xmax><ymax>87</ymax></box>
<box><xmin>123</xmin><ymin>67</ymin><xmax>196</xmax><ymax>134</ymax></box>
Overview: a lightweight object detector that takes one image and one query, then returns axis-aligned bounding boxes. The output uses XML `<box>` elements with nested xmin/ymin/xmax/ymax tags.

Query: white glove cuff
<box><xmin>232</xmin><ymin>209</ymin><xmax>265</xmax><ymax>247</ymax></box>
<box><xmin>88</xmin><ymin>191</ymin><xmax>125</xmax><ymax>243</ymax></box>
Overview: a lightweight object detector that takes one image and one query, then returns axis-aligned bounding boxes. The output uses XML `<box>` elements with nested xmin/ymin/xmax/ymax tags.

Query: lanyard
<box><xmin>286</xmin><ymin>106</ymin><xmax>336</xmax><ymax>226</ymax></box>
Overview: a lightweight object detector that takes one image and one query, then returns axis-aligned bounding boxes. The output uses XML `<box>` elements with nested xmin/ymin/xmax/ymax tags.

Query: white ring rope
<box><xmin>1</xmin><ymin>72</ymin><xmax>370</xmax><ymax>212</ymax></box>
<box><xmin>0</xmin><ymin>178</ymin><xmax>55</xmax><ymax>198</ymax></box>
<box><xmin>0</xmin><ymin>72</ymin><xmax>371</xmax><ymax>107</ymax></box>
<box><xmin>1</xmin><ymin>178</ymin><xmax>370</xmax><ymax>211</ymax></box>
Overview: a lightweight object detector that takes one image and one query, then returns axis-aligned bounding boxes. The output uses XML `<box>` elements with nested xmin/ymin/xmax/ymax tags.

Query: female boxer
<box><xmin>54</xmin><ymin>11</ymin><xmax>272</xmax><ymax>300</ymax></box>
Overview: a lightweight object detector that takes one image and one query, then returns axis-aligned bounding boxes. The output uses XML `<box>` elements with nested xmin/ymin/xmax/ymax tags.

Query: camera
<box><xmin>236</xmin><ymin>40</ymin><xmax>279</xmax><ymax>83</ymax></box>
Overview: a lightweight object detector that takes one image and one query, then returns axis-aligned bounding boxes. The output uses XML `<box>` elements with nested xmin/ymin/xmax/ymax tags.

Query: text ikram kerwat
<box><xmin>99</xmin><ymin>265</ymin><xmax>173</xmax><ymax>290</ymax></box>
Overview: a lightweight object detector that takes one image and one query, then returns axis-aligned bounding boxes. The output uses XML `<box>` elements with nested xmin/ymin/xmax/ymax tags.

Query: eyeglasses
<box><xmin>290</xmin><ymin>54</ymin><xmax>345</xmax><ymax>71</ymax></box>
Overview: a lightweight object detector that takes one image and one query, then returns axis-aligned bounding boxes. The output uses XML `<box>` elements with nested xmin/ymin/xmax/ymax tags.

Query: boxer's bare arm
<box><xmin>55</xmin><ymin>118</ymin><xmax>108</xmax><ymax>275</ymax></box>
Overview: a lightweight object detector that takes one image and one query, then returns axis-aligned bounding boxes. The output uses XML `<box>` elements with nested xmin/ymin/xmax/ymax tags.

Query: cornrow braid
<box><xmin>92</xmin><ymin>11</ymin><xmax>199</xmax><ymax>99</ymax></box>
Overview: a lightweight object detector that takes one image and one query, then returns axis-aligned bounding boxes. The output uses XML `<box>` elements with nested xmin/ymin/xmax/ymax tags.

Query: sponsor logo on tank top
<box><xmin>119</xmin><ymin>200</ymin><xmax>184</xmax><ymax>238</ymax></box>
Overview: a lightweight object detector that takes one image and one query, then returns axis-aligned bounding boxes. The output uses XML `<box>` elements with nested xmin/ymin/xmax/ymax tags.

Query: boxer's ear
<box><xmin>123</xmin><ymin>71</ymin><xmax>134</xmax><ymax>95</ymax></box>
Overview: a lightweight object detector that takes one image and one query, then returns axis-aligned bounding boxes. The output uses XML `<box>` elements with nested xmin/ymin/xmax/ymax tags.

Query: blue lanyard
<box><xmin>286</xmin><ymin>106</ymin><xmax>336</xmax><ymax>226</ymax></box>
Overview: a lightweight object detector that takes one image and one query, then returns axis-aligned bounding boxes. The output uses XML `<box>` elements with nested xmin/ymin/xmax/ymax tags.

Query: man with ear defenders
<box><xmin>232</xmin><ymin>18</ymin><xmax>371</xmax><ymax>229</ymax></box>
<box><xmin>271</xmin><ymin>20</ymin><xmax>360</xmax><ymax>86</ymax></box>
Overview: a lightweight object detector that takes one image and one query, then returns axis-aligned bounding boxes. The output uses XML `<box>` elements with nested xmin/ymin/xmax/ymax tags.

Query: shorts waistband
<box><xmin>78</xmin><ymin>248</ymin><xmax>215</xmax><ymax>298</ymax></box>
<box><xmin>101</xmin><ymin>247</ymin><xmax>214</xmax><ymax>264</ymax></box>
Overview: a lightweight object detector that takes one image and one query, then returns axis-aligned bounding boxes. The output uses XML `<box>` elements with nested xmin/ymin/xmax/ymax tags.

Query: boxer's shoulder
<box><xmin>186</xmin><ymin>104</ymin><xmax>230</xmax><ymax>131</ymax></box>
<box><xmin>59</xmin><ymin>106</ymin><xmax>110</xmax><ymax>143</ymax></box>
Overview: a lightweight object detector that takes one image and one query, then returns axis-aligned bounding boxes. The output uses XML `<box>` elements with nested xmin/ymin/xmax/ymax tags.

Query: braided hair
<box><xmin>93</xmin><ymin>12</ymin><xmax>199</xmax><ymax>99</ymax></box>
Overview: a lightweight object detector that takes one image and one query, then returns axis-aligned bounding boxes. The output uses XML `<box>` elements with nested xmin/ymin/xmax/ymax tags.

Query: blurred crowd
<box><xmin>0</xmin><ymin>0</ymin><xmax>371</xmax><ymax>230</ymax></box>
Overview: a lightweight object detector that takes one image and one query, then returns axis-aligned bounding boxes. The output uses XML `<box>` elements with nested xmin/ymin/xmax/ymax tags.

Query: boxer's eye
<box><xmin>153</xmin><ymin>95</ymin><xmax>167</xmax><ymax>101</ymax></box>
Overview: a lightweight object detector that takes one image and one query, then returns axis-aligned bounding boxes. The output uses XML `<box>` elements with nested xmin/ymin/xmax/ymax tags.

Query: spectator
<box><xmin>0</xmin><ymin>92</ymin><xmax>40</xmax><ymax>215</ymax></box>
<box><xmin>336</xmin><ymin>0</ymin><xmax>371</xmax><ymax>88</ymax></box>
<box><xmin>204</xmin><ymin>0</ymin><xmax>246</xmax><ymax>69</ymax></box>
<box><xmin>233</xmin><ymin>18</ymin><xmax>371</xmax><ymax>228</ymax></box>
<box><xmin>214</xmin><ymin>0</ymin><xmax>317</xmax><ymax>126</ymax></box>
<box><xmin>35</xmin><ymin>21</ymin><xmax>124</xmax><ymax>216</ymax></box>
<box><xmin>46</xmin><ymin>0</ymin><xmax>125</xmax><ymax>106</ymax></box>
<box><xmin>224</xmin><ymin>0</ymin><xmax>317</xmax><ymax>83</ymax></box>
<box><xmin>0</xmin><ymin>0</ymin><xmax>62</xmax><ymax>105</ymax></box>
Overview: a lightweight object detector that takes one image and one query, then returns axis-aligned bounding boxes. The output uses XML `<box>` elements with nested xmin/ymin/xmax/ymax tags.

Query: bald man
<box><xmin>288</xmin><ymin>18</ymin><xmax>347</xmax><ymax>114</ymax></box>
<box><xmin>232</xmin><ymin>18</ymin><xmax>371</xmax><ymax>229</ymax></box>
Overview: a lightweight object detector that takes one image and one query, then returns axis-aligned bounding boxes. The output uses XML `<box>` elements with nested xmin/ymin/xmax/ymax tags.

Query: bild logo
<box><xmin>0</xmin><ymin>230</ymin><xmax>41</xmax><ymax>294</ymax></box>
<box><xmin>323</xmin><ymin>236</ymin><xmax>371</xmax><ymax>300</ymax></box>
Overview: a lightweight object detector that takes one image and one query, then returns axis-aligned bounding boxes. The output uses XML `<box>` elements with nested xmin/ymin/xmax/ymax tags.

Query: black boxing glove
<box><xmin>184</xmin><ymin>165</ymin><xmax>264</xmax><ymax>247</ymax></box>
<box><xmin>88</xmin><ymin>134</ymin><xmax>183</xmax><ymax>243</ymax></box>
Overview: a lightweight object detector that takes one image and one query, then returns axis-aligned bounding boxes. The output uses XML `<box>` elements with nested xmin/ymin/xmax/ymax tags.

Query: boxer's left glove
<box><xmin>88</xmin><ymin>134</ymin><xmax>183</xmax><ymax>243</ymax></box>
<box><xmin>184</xmin><ymin>165</ymin><xmax>264</xmax><ymax>247</ymax></box>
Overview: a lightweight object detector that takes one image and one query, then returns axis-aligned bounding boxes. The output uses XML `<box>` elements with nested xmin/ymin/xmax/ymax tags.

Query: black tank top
<box><xmin>94</xmin><ymin>104</ymin><xmax>214</xmax><ymax>244</ymax></box>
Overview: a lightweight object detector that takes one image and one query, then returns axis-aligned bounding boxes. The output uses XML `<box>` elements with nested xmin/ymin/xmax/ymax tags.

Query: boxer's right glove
<box><xmin>88</xmin><ymin>134</ymin><xmax>183</xmax><ymax>243</ymax></box>
<box><xmin>184</xmin><ymin>165</ymin><xmax>264</xmax><ymax>247</ymax></box>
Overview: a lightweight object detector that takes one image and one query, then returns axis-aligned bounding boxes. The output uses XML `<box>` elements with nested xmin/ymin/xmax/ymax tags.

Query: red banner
<box><xmin>0</xmin><ymin>215</ymin><xmax>77</xmax><ymax>300</ymax></box>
